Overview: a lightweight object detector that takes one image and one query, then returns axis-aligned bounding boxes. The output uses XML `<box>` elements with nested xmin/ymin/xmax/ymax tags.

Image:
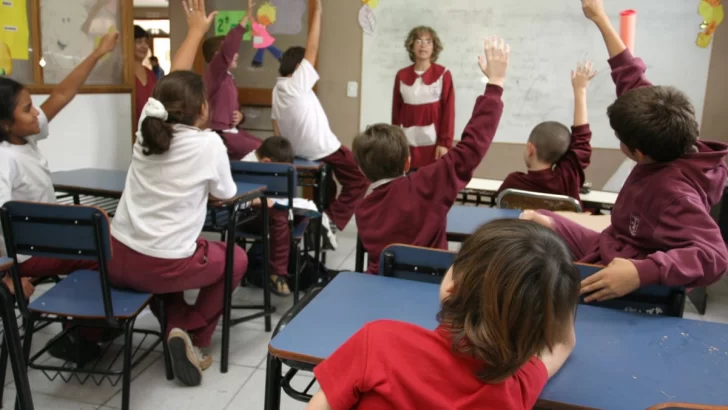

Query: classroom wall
<box><xmin>32</xmin><ymin>94</ymin><xmax>133</xmax><ymax>172</ymax></box>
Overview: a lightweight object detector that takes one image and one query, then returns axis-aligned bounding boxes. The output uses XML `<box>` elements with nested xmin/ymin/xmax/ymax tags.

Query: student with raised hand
<box><xmin>522</xmin><ymin>0</ymin><xmax>728</xmax><ymax>302</ymax></box>
<box><xmin>354</xmin><ymin>36</ymin><xmax>509</xmax><ymax>274</ymax></box>
<box><xmin>107</xmin><ymin>0</ymin><xmax>246</xmax><ymax>387</ymax></box>
<box><xmin>272</xmin><ymin>0</ymin><xmax>369</xmax><ymax>232</ymax></box>
<box><xmin>497</xmin><ymin>61</ymin><xmax>595</xmax><ymax>203</ymax></box>
<box><xmin>307</xmin><ymin>220</ymin><xmax>580</xmax><ymax>410</ymax></box>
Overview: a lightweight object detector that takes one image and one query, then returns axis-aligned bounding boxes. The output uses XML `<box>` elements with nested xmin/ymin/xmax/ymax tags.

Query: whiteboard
<box><xmin>361</xmin><ymin>1</ymin><xmax>713</xmax><ymax>149</ymax></box>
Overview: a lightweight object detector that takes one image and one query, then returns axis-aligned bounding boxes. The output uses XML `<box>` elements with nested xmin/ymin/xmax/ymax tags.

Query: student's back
<box><xmin>315</xmin><ymin>320</ymin><xmax>547</xmax><ymax>410</ymax></box>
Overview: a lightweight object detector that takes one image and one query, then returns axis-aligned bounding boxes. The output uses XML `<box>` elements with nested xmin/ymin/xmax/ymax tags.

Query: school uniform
<box><xmin>497</xmin><ymin>125</ymin><xmax>592</xmax><ymax>202</ymax></box>
<box><xmin>356</xmin><ymin>85</ymin><xmax>504</xmax><ymax>274</ymax></box>
<box><xmin>542</xmin><ymin>50</ymin><xmax>728</xmax><ymax>288</ymax></box>
<box><xmin>204</xmin><ymin>24</ymin><xmax>261</xmax><ymax>160</ymax></box>
<box><xmin>314</xmin><ymin>320</ymin><xmax>548</xmax><ymax>410</ymax></box>
<box><xmin>272</xmin><ymin>59</ymin><xmax>369</xmax><ymax>230</ymax></box>
<box><xmin>239</xmin><ymin>152</ymin><xmax>291</xmax><ymax>277</ymax></box>
<box><xmin>109</xmin><ymin>122</ymin><xmax>246</xmax><ymax>348</ymax></box>
<box><xmin>392</xmin><ymin>64</ymin><xmax>455</xmax><ymax>169</ymax></box>
<box><xmin>0</xmin><ymin>109</ymin><xmax>97</xmax><ymax>277</ymax></box>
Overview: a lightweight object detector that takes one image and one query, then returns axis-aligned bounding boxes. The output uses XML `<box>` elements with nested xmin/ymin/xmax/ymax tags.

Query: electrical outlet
<box><xmin>347</xmin><ymin>81</ymin><xmax>358</xmax><ymax>98</ymax></box>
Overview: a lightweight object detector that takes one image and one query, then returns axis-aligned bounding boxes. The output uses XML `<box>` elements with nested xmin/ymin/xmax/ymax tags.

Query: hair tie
<box><xmin>142</xmin><ymin>97</ymin><xmax>168</xmax><ymax>121</ymax></box>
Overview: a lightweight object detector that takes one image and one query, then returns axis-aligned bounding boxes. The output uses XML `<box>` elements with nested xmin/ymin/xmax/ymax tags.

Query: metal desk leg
<box><xmin>1</xmin><ymin>285</ymin><xmax>33</xmax><ymax>410</ymax></box>
<box><xmin>355</xmin><ymin>236</ymin><xmax>365</xmax><ymax>273</ymax></box>
<box><xmin>264</xmin><ymin>354</ymin><xmax>283</xmax><ymax>410</ymax></box>
<box><xmin>221</xmin><ymin>202</ymin><xmax>239</xmax><ymax>373</ymax></box>
<box><xmin>261</xmin><ymin>197</ymin><xmax>272</xmax><ymax>332</ymax></box>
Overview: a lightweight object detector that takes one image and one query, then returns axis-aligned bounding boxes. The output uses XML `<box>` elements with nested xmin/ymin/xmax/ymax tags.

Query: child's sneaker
<box><xmin>167</xmin><ymin>328</ymin><xmax>203</xmax><ymax>386</ymax></box>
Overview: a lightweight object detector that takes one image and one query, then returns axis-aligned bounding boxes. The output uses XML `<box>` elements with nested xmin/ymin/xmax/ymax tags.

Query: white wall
<box><xmin>31</xmin><ymin>94</ymin><xmax>133</xmax><ymax>171</ymax></box>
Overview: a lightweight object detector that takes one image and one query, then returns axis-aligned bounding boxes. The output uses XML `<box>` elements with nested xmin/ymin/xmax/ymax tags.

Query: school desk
<box><xmin>266</xmin><ymin>272</ymin><xmax>728</xmax><ymax>410</ymax></box>
<box><xmin>354</xmin><ymin>205</ymin><xmax>521</xmax><ymax>272</ymax></box>
<box><xmin>50</xmin><ymin>168</ymin><xmax>271</xmax><ymax>373</ymax></box>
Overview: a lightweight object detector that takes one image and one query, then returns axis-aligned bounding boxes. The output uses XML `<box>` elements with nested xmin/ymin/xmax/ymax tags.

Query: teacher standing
<box><xmin>392</xmin><ymin>26</ymin><xmax>455</xmax><ymax>169</ymax></box>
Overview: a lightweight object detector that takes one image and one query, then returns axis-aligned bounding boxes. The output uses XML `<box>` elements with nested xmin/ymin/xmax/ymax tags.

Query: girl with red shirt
<box><xmin>134</xmin><ymin>25</ymin><xmax>157</xmax><ymax>129</ymax></box>
<box><xmin>392</xmin><ymin>26</ymin><xmax>455</xmax><ymax>169</ymax></box>
<box><xmin>309</xmin><ymin>218</ymin><xmax>580</xmax><ymax>410</ymax></box>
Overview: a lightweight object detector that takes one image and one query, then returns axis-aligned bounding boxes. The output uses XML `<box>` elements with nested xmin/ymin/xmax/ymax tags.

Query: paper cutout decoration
<box><xmin>697</xmin><ymin>0</ymin><xmax>724</xmax><ymax>48</ymax></box>
<box><xmin>362</xmin><ymin>0</ymin><xmax>379</xmax><ymax>9</ymax></box>
<box><xmin>0</xmin><ymin>41</ymin><xmax>12</xmax><ymax>76</ymax></box>
<box><xmin>250</xmin><ymin>1</ymin><xmax>282</xmax><ymax>67</ymax></box>
<box><xmin>359</xmin><ymin>4</ymin><xmax>376</xmax><ymax>35</ymax></box>
<box><xmin>215</xmin><ymin>11</ymin><xmax>253</xmax><ymax>41</ymax></box>
<box><xmin>619</xmin><ymin>10</ymin><xmax>637</xmax><ymax>54</ymax></box>
<box><xmin>0</xmin><ymin>0</ymin><xmax>30</xmax><ymax>60</ymax></box>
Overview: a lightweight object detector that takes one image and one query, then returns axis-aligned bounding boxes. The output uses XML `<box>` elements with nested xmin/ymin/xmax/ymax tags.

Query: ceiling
<box><xmin>133</xmin><ymin>0</ymin><xmax>169</xmax><ymax>7</ymax></box>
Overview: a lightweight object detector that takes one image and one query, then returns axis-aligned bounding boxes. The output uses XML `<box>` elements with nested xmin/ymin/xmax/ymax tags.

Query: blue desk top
<box><xmin>446</xmin><ymin>206</ymin><xmax>521</xmax><ymax>236</ymax></box>
<box><xmin>51</xmin><ymin>169</ymin><xmax>265</xmax><ymax>201</ymax></box>
<box><xmin>270</xmin><ymin>272</ymin><xmax>728</xmax><ymax>409</ymax></box>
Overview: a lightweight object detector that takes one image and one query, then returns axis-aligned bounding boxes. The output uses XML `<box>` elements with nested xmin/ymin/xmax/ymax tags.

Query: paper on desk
<box><xmin>272</xmin><ymin>198</ymin><xmax>321</xmax><ymax>218</ymax></box>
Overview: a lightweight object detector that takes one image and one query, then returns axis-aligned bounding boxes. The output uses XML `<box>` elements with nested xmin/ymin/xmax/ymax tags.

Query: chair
<box><xmin>231</xmin><ymin>161</ymin><xmax>321</xmax><ymax>304</ymax></box>
<box><xmin>0</xmin><ymin>202</ymin><xmax>172</xmax><ymax>410</ymax></box>
<box><xmin>578</xmin><ymin>264</ymin><xmax>685</xmax><ymax>317</ymax></box>
<box><xmin>0</xmin><ymin>259</ymin><xmax>34</xmax><ymax>410</ymax></box>
<box><xmin>497</xmin><ymin>189</ymin><xmax>582</xmax><ymax>212</ymax></box>
<box><xmin>379</xmin><ymin>245</ymin><xmax>456</xmax><ymax>284</ymax></box>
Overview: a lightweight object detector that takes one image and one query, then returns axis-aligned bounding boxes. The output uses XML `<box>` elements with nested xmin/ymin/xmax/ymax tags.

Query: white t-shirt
<box><xmin>0</xmin><ymin>110</ymin><xmax>53</xmax><ymax>262</ymax></box>
<box><xmin>111</xmin><ymin>124</ymin><xmax>237</xmax><ymax>260</ymax></box>
<box><xmin>271</xmin><ymin>59</ymin><xmax>341</xmax><ymax>160</ymax></box>
<box><xmin>241</xmin><ymin>151</ymin><xmax>258</xmax><ymax>162</ymax></box>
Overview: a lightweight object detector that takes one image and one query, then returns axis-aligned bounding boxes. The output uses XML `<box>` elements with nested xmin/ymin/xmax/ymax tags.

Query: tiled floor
<box><xmin>4</xmin><ymin>221</ymin><xmax>728</xmax><ymax>409</ymax></box>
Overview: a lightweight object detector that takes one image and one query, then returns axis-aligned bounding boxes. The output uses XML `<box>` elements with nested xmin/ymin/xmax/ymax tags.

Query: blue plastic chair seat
<box><xmin>237</xmin><ymin>219</ymin><xmax>310</xmax><ymax>241</ymax></box>
<box><xmin>28</xmin><ymin>270</ymin><xmax>152</xmax><ymax>319</ymax></box>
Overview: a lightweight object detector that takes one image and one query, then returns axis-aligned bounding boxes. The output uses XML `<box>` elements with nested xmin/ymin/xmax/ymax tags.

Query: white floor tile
<box><xmin>209</xmin><ymin>324</ymin><xmax>272</xmax><ymax>369</ymax></box>
<box><xmin>226</xmin><ymin>368</ymin><xmax>319</xmax><ymax>410</ymax></box>
<box><xmin>1</xmin><ymin>387</ymin><xmax>98</xmax><ymax>409</ymax></box>
<box><xmin>104</xmin><ymin>360</ymin><xmax>254</xmax><ymax>410</ymax></box>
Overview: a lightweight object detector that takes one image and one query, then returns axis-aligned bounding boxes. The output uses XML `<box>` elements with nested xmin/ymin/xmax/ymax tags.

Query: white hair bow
<box><xmin>142</xmin><ymin>97</ymin><xmax>168</xmax><ymax>121</ymax></box>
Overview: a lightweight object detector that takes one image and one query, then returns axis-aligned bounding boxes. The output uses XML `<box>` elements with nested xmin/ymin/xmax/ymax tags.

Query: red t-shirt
<box><xmin>135</xmin><ymin>67</ymin><xmax>157</xmax><ymax>124</ymax></box>
<box><xmin>313</xmin><ymin>320</ymin><xmax>549</xmax><ymax>410</ymax></box>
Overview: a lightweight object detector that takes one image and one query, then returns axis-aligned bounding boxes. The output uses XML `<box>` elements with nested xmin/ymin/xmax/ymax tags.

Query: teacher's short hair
<box><xmin>404</xmin><ymin>26</ymin><xmax>443</xmax><ymax>63</ymax></box>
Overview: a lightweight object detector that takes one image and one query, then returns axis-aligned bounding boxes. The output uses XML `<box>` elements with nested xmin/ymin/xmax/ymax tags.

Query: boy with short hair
<box><xmin>354</xmin><ymin>37</ymin><xmax>510</xmax><ymax>274</ymax></box>
<box><xmin>497</xmin><ymin>62</ymin><xmax>596</xmax><ymax>202</ymax></box>
<box><xmin>202</xmin><ymin>11</ymin><xmax>261</xmax><ymax>160</ymax></box>
<box><xmin>522</xmin><ymin>0</ymin><xmax>728</xmax><ymax>302</ymax></box>
<box><xmin>241</xmin><ymin>135</ymin><xmax>294</xmax><ymax>163</ymax></box>
<box><xmin>271</xmin><ymin>0</ymin><xmax>369</xmax><ymax>231</ymax></box>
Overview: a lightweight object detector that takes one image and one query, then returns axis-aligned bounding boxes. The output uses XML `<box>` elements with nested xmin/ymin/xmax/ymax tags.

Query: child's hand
<box><xmin>571</xmin><ymin>61</ymin><xmax>597</xmax><ymax>91</ymax></box>
<box><xmin>182</xmin><ymin>0</ymin><xmax>217</xmax><ymax>35</ymax></box>
<box><xmin>581</xmin><ymin>258</ymin><xmax>640</xmax><ymax>302</ymax></box>
<box><xmin>519</xmin><ymin>210</ymin><xmax>554</xmax><ymax>230</ymax></box>
<box><xmin>478</xmin><ymin>36</ymin><xmax>510</xmax><ymax>87</ymax></box>
<box><xmin>2</xmin><ymin>276</ymin><xmax>35</xmax><ymax>300</ymax></box>
<box><xmin>94</xmin><ymin>32</ymin><xmax>120</xmax><ymax>57</ymax></box>
<box><xmin>581</xmin><ymin>0</ymin><xmax>607</xmax><ymax>23</ymax></box>
<box><xmin>435</xmin><ymin>146</ymin><xmax>448</xmax><ymax>160</ymax></box>
<box><xmin>232</xmin><ymin>111</ymin><xmax>244</xmax><ymax>127</ymax></box>
<box><xmin>241</xmin><ymin>15</ymin><xmax>250</xmax><ymax>27</ymax></box>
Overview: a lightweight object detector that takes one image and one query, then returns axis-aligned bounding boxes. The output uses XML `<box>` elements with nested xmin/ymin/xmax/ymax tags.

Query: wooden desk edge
<box><xmin>53</xmin><ymin>184</ymin><xmax>123</xmax><ymax>198</ymax></box>
<box><xmin>268</xmin><ymin>344</ymin><xmax>324</xmax><ymax>366</ymax></box>
<box><xmin>647</xmin><ymin>403</ymin><xmax>728</xmax><ymax>410</ymax></box>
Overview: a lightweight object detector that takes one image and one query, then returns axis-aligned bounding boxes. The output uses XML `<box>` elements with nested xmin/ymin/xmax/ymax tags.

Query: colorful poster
<box><xmin>0</xmin><ymin>0</ymin><xmax>30</xmax><ymax>62</ymax></box>
<box><xmin>697</xmin><ymin>0</ymin><xmax>724</xmax><ymax>48</ymax></box>
<box><xmin>215</xmin><ymin>10</ymin><xmax>252</xmax><ymax>41</ymax></box>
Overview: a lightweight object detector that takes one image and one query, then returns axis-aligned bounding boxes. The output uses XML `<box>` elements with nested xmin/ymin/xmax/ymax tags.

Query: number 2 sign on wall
<box><xmin>215</xmin><ymin>11</ymin><xmax>253</xmax><ymax>41</ymax></box>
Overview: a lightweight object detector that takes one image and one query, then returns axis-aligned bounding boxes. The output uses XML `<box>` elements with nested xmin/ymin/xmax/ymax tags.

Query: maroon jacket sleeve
<box><xmin>411</xmin><ymin>84</ymin><xmax>504</xmax><ymax>204</ymax></box>
<box><xmin>631</xmin><ymin>195</ymin><xmax>728</xmax><ymax>287</ymax></box>
<box><xmin>207</xmin><ymin>24</ymin><xmax>245</xmax><ymax>94</ymax></box>
<box><xmin>608</xmin><ymin>49</ymin><xmax>653</xmax><ymax>97</ymax></box>
<box><xmin>436</xmin><ymin>70</ymin><xmax>455</xmax><ymax>149</ymax></box>
<box><xmin>392</xmin><ymin>72</ymin><xmax>403</xmax><ymax>126</ymax></box>
<box><xmin>554</xmin><ymin>124</ymin><xmax>592</xmax><ymax>187</ymax></box>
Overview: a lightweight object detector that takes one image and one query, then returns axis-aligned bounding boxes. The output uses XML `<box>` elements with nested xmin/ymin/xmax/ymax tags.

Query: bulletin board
<box><xmin>211</xmin><ymin>0</ymin><xmax>316</xmax><ymax>106</ymax></box>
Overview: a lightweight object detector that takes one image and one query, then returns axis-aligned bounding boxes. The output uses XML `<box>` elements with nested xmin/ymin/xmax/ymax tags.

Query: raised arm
<box><xmin>171</xmin><ymin>0</ymin><xmax>217</xmax><ymax>72</ymax></box>
<box><xmin>413</xmin><ymin>37</ymin><xmax>508</xmax><ymax>203</ymax></box>
<box><xmin>304</xmin><ymin>0</ymin><xmax>322</xmax><ymax>65</ymax></box>
<box><xmin>581</xmin><ymin>0</ymin><xmax>652</xmax><ymax>95</ymax></box>
<box><xmin>208</xmin><ymin>16</ymin><xmax>248</xmax><ymax>84</ymax></box>
<box><xmin>40</xmin><ymin>32</ymin><xmax>118</xmax><ymax>121</ymax></box>
<box><xmin>556</xmin><ymin>61</ymin><xmax>595</xmax><ymax>178</ymax></box>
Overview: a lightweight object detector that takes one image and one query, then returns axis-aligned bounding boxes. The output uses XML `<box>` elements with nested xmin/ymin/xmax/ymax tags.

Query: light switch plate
<box><xmin>347</xmin><ymin>81</ymin><xmax>358</xmax><ymax>98</ymax></box>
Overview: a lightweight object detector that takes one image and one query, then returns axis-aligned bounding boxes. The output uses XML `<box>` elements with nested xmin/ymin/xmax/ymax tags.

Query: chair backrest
<box><xmin>0</xmin><ymin>202</ymin><xmax>117</xmax><ymax>321</ymax></box>
<box><xmin>379</xmin><ymin>244</ymin><xmax>455</xmax><ymax>284</ymax></box>
<box><xmin>497</xmin><ymin>189</ymin><xmax>582</xmax><ymax>212</ymax></box>
<box><xmin>578</xmin><ymin>264</ymin><xmax>685</xmax><ymax>317</ymax></box>
<box><xmin>230</xmin><ymin>161</ymin><xmax>296</xmax><ymax>205</ymax></box>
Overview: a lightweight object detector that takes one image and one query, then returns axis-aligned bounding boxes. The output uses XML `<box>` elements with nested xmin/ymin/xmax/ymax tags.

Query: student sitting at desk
<box><xmin>108</xmin><ymin>0</ymin><xmax>247</xmax><ymax>387</ymax></box>
<box><xmin>0</xmin><ymin>32</ymin><xmax>120</xmax><ymax>363</ymax></box>
<box><xmin>202</xmin><ymin>5</ymin><xmax>262</xmax><ymax>160</ymax></box>
<box><xmin>308</xmin><ymin>220</ymin><xmax>580</xmax><ymax>410</ymax></box>
<box><xmin>496</xmin><ymin>61</ymin><xmax>595</xmax><ymax>203</ymax></box>
<box><xmin>522</xmin><ymin>0</ymin><xmax>728</xmax><ymax>303</ymax></box>
<box><xmin>354</xmin><ymin>36</ymin><xmax>509</xmax><ymax>274</ymax></box>
<box><xmin>272</xmin><ymin>0</ymin><xmax>369</xmax><ymax>232</ymax></box>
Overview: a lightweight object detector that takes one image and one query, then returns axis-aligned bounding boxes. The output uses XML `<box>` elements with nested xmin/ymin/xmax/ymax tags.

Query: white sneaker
<box><xmin>167</xmin><ymin>328</ymin><xmax>202</xmax><ymax>386</ymax></box>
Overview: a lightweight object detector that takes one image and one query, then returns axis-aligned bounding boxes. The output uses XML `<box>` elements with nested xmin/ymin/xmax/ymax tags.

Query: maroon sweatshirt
<box><xmin>497</xmin><ymin>124</ymin><xmax>592</xmax><ymax>202</ymax></box>
<box><xmin>552</xmin><ymin>50</ymin><xmax>728</xmax><ymax>288</ymax></box>
<box><xmin>356</xmin><ymin>85</ymin><xmax>504</xmax><ymax>274</ymax></box>
<box><xmin>204</xmin><ymin>24</ymin><xmax>244</xmax><ymax>132</ymax></box>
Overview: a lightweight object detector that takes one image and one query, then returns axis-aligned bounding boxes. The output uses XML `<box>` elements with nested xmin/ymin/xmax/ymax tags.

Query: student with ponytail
<box><xmin>107</xmin><ymin>0</ymin><xmax>246</xmax><ymax>387</ymax></box>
